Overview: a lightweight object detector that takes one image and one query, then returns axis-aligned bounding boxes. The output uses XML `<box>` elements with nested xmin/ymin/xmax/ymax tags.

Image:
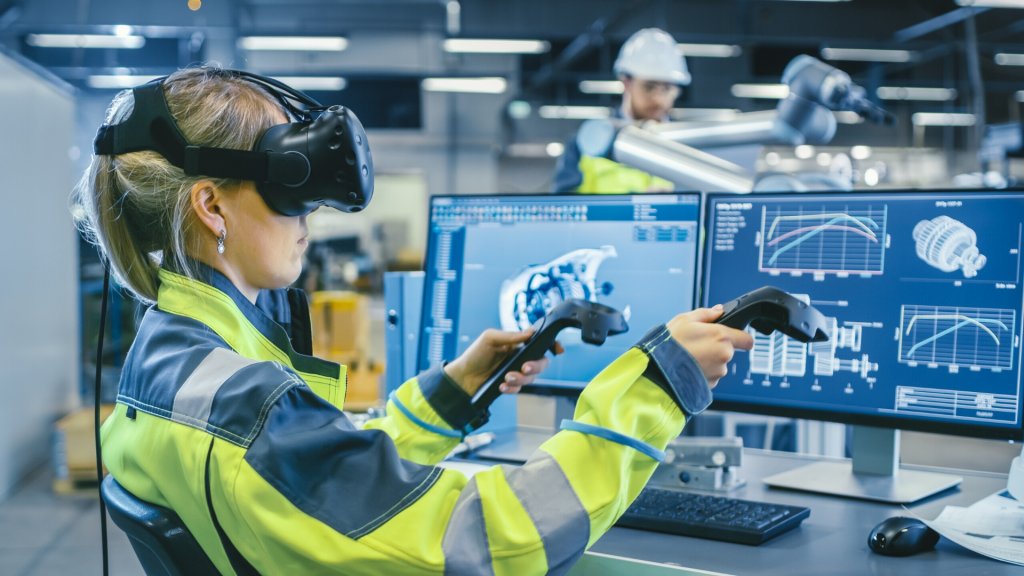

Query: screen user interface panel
<box><xmin>420</xmin><ymin>194</ymin><xmax>701</xmax><ymax>391</ymax></box>
<box><xmin>703</xmin><ymin>191</ymin><xmax>1023</xmax><ymax>436</ymax></box>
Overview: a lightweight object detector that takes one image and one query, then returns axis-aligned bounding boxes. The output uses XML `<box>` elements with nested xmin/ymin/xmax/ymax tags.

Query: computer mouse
<box><xmin>867</xmin><ymin>516</ymin><xmax>940</xmax><ymax>556</ymax></box>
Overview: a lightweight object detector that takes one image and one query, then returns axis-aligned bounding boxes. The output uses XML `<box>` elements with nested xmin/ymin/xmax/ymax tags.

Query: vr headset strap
<box><xmin>93</xmin><ymin>80</ymin><xmax>310</xmax><ymax>187</ymax></box>
<box><xmin>183</xmin><ymin>146</ymin><xmax>269</xmax><ymax>181</ymax></box>
<box><xmin>184</xmin><ymin>146</ymin><xmax>310</xmax><ymax>187</ymax></box>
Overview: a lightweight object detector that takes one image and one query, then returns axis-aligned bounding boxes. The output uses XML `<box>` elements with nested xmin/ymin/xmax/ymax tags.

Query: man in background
<box><xmin>554</xmin><ymin>28</ymin><xmax>689</xmax><ymax>193</ymax></box>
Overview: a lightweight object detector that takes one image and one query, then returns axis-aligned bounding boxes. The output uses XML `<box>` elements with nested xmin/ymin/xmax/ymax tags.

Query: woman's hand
<box><xmin>666</xmin><ymin>305</ymin><xmax>754</xmax><ymax>389</ymax></box>
<box><xmin>444</xmin><ymin>329</ymin><xmax>563</xmax><ymax>396</ymax></box>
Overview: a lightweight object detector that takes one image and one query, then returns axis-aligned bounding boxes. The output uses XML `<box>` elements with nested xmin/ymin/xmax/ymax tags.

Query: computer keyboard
<box><xmin>616</xmin><ymin>486</ymin><xmax>810</xmax><ymax>545</ymax></box>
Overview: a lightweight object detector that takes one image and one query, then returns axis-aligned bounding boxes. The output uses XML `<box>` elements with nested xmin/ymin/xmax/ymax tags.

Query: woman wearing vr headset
<box><xmin>75</xmin><ymin>67</ymin><xmax>751</xmax><ymax>575</ymax></box>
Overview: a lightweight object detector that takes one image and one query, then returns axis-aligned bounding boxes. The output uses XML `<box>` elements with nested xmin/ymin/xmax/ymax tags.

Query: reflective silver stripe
<box><xmin>442</xmin><ymin>477</ymin><xmax>494</xmax><ymax>576</ymax></box>
<box><xmin>172</xmin><ymin>348</ymin><xmax>258</xmax><ymax>425</ymax></box>
<box><xmin>503</xmin><ymin>453</ymin><xmax>590</xmax><ymax>575</ymax></box>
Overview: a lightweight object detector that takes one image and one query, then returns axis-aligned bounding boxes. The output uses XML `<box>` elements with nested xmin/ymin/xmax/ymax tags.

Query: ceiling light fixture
<box><xmin>422</xmin><ymin>77</ymin><xmax>507</xmax><ymax>93</ymax></box>
<box><xmin>995</xmin><ymin>53</ymin><xmax>1024</xmax><ymax>66</ymax></box>
<box><xmin>876</xmin><ymin>86</ymin><xmax>957</xmax><ymax>101</ymax></box>
<box><xmin>237</xmin><ymin>36</ymin><xmax>348</xmax><ymax>51</ymax></box>
<box><xmin>669</xmin><ymin>108</ymin><xmax>741</xmax><ymax>121</ymax></box>
<box><xmin>443</xmin><ymin>38</ymin><xmax>550</xmax><ymax>54</ymax></box>
<box><xmin>579</xmin><ymin>80</ymin><xmax>624</xmax><ymax>94</ymax></box>
<box><xmin>87</xmin><ymin>74</ymin><xmax>161</xmax><ymax>89</ymax></box>
<box><xmin>27</xmin><ymin>33</ymin><xmax>145</xmax><ymax>49</ymax></box>
<box><xmin>911</xmin><ymin>112</ymin><xmax>976</xmax><ymax>126</ymax></box>
<box><xmin>538</xmin><ymin>105</ymin><xmax>611</xmax><ymax>120</ymax></box>
<box><xmin>677</xmin><ymin>43</ymin><xmax>742</xmax><ymax>58</ymax></box>
<box><xmin>821</xmin><ymin>47</ymin><xmax>915</xmax><ymax>62</ymax></box>
<box><xmin>271</xmin><ymin>76</ymin><xmax>346</xmax><ymax>91</ymax></box>
<box><xmin>731</xmin><ymin>83</ymin><xmax>789</xmax><ymax>99</ymax></box>
<box><xmin>955</xmin><ymin>0</ymin><xmax>1024</xmax><ymax>8</ymax></box>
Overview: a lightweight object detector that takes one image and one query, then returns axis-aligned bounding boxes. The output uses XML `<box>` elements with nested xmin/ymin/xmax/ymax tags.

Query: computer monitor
<box><xmin>703</xmin><ymin>189</ymin><xmax>1024</xmax><ymax>502</ymax></box>
<box><xmin>419</xmin><ymin>193</ymin><xmax>702</xmax><ymax>395</ymax></box>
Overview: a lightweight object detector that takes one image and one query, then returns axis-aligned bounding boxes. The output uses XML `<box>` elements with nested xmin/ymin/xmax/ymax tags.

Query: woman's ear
<box><xmin>190</xmin><ymin>179</ymin><xmax>226</xmax><ymax>238</ymax></box>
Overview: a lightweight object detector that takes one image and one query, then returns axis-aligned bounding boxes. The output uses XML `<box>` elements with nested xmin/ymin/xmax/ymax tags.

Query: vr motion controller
<box><xmin>466</xmin><ymin>287</ymin><xmax>829</xmax><ymax>428</ymax></box>
<box><xmin>467</xmin><ymin>299</ymin><xmax>630</xmax><ymax>427</ymax></box>
<box><xmin>715</xmin><ymin>285</ymin><xmax>831</xmax><ymax>344</ymax></box>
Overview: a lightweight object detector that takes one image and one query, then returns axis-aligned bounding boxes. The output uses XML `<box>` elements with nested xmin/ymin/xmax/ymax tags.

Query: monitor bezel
<box><xmin>418</xmin><ymin>191</ymin><xmax>705</xmax><ymax>395</ymax></box>
<box><xmin>701</xmin><ymin>188</ymin><xmax>1024</xmax><ymax>441</ymax></box>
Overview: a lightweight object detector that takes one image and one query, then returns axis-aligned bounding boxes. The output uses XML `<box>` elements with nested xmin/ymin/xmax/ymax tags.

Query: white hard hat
<box><xmin>614</xmin><ymin>28</ymin><xmax>690</xmax><ymax>86</ymax></box>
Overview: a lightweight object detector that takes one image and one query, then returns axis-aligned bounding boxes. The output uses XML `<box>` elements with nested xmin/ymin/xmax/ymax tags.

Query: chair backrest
<box><xmin>101</xmin><ymin>475</ymin><xmax>221</xmax><ymax>576</ymax></box>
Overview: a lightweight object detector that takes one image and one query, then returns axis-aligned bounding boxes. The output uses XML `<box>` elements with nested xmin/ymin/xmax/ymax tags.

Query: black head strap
<box><xmin>93</xmin><ymin>80</ymin><xmax>189</xmax><ymax>166</ymax></box>
<box><xmin>92</xmin><ymin>74</ymin><xmax>310</xmax><ymax>186</ymax></box>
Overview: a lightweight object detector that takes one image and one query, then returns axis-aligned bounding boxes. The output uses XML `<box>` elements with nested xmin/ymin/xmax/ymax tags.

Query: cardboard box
<box><xmin>53</xmin><ymin>405</ymin><xmax>114</xmax><ymax>484</ymax></box>
<box><xmin>310</xmin><ymin>291</ymin><xmax>370</xmax><ymax>359</ymax></box>
<box><xmin>344</xmin><ymin>361</ymin><xmax>385</xmax><ymax>412</ymax></box>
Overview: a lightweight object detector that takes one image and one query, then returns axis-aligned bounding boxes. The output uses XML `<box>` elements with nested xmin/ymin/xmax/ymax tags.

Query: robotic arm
<box><xmin>576</xmin><ymin>56</ymin><xmax>893</xmax><ymax>193</ymax></box>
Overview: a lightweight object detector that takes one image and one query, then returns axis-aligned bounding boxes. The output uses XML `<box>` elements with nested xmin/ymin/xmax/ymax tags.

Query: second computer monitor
<box><xmin>420</xmin><ymin>193</ymin><xmax>701</xmax><ymax>392</ymax></box>
<box><xmin>703</xmin><ymin>190</ymin><xmax>1024</xmax><ymax>440</ymax></box>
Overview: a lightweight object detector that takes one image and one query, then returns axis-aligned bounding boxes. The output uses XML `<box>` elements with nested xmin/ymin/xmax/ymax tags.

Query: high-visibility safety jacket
<box><xmin>552</xmin><ymin>107</ymin><xmax>674</xmax><ymax>195</ymax></box>
<box><xmin>553</xmin><ymin>140</ymin><xmax>674</xmax><ymax>194</ymax></box>
<box><xmin>101</xmin><ymin>264</ymin><xmax>712</xmax><ymax>575</ymax></box>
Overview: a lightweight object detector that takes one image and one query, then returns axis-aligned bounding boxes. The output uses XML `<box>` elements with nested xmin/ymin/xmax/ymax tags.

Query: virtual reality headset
<box><xmin>92</xmin><ymin>69</ymin><xmax>373</xmax><ymax>216</ymax></box>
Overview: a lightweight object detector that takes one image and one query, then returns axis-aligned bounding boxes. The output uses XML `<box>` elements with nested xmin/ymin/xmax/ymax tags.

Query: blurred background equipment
<box><xmin>310</xmin><ymin>291</ymin><xmax>384</xmax><ymax>412</ymax></box>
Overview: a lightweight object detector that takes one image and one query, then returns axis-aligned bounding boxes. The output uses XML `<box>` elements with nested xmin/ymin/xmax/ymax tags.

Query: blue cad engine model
<box><xmin>499</xmin><ymin>246</ymin><xmax>626</xmax><ymax>338</ymax></box>
<box><xmin>912</xmin><ymin>215</ymin><xmax>987</xmax><ymax>279</ymax></box>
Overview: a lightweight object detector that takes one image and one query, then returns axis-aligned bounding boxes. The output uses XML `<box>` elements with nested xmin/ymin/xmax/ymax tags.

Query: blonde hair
<box><xmin>73</xmin><ymin>67</ymin><xmax>284</xmax><ymax>303</ymax></box>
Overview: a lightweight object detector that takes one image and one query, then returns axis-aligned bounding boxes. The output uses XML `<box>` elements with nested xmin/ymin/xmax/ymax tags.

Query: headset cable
<box><xmin>94</xmin><ymin>264</ymin><xmax>111</xmax><ymax>576</ymax></box>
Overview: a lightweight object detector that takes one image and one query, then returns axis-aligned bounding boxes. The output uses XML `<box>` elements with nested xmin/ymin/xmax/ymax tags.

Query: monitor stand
<box><xmin>762</xmin><ymin>425</ymin><xmax>963</xmax><ymax>504</ymax></box>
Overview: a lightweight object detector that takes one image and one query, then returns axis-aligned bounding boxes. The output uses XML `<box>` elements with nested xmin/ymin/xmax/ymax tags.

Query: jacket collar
<box><xmin>156</xmin><ymin>263</ymin><xmax>340</xmax><ymax>380</ymax></box>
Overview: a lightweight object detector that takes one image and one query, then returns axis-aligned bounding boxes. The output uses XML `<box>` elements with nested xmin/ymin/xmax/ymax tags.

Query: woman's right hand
<box><xmin>666</xmin><ymin>305</ymin><xmax>754</xmax><ymax>388</ymax></box>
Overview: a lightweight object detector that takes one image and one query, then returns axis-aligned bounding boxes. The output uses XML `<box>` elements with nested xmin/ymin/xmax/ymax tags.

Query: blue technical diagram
<box><xmin>704</xmin><ymin>191</ymin><xmax>1024</xmax><ymax>432</ymax></box>
<box><xmin>745</xmin><ymin>294</ymin><xmax>878</xmax><ymax>381</ymax></box>
<box><xmin>899</xmin><ymin>304</ymin><xmax>1015</xmax><ymax>371</ymax></box>
<box><xmin>912</xmin><ymin>216</ymin><xmax>987</xmax><ymax>278</ymax></box>
<box><xmin>758</xmin><ymin>204</ymin><xmax>888</xmax><ymax>276</ymax></box>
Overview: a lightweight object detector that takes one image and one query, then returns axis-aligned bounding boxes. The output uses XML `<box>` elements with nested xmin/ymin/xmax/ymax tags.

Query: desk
<box><xmin>593</xmin><ymin>449</ymin><xmax>1015</xmax><ymax>576</ymax></box>
<box><xmin>467</xmin><ymin>437</ymin><xmax>1016</xmax><ymax>575</ymax></box>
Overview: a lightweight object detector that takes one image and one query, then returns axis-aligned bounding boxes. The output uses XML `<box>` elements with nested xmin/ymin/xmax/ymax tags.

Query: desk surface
<box><xmin>594</xmin><ymin>449</ymin><xmax>1014</xmax><ymax>576</ymax></box>
<box><xmin>469</xmin><ymin>431</ymin><xmax>1017</xmax><ymax>576</ymax></box>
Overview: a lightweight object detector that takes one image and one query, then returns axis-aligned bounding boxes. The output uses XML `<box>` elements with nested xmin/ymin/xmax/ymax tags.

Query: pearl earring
<box><xmin>217</xmin><ymin>229</ymin><xmax>226</xmax><ymax>255</ymax></box>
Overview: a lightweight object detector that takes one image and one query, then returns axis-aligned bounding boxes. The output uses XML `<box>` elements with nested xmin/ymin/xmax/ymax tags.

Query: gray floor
<box><xmin>0</xmin><ymin>465</ymin><xmax>144</xmax><ymax>576</ymax></box>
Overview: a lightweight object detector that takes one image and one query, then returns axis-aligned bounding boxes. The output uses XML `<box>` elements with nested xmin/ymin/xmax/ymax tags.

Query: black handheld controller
<box><xmin>468</xmin><ymin>299</ymin><xmax>629</xmax><ymax>426</ymax></box>
<box><xmin>715</xmin><ymin>286</ymin><xmax>830</xmax><ymax>343</ymax></box>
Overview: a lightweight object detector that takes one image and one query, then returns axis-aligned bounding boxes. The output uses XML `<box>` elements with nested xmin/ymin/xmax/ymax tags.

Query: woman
<box><xmin>76</xmin><ymin>67</ymin><xmax>752</xmax><ymax>575</ymax></box>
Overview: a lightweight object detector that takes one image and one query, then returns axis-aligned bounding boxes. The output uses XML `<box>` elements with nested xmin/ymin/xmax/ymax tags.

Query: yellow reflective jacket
<box><xmin>101</xmin><ymin>264</ymin><xmax>710</xmax><ymax>575</ymax></box>
<box><xmin>553</xmin><ymin>138</ymin><xmax>673</xmax><ymax>194</ymax></box>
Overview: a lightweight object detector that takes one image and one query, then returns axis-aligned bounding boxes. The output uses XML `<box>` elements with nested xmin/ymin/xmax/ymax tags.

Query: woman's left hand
<box><xmin>444</xmin><ymin>328</ymin><xmax>562</xmax><ymax>396</ymax></box>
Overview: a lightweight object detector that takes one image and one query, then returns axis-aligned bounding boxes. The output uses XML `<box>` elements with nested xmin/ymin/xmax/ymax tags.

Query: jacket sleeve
<box><xmin>361</xmin><ymin>365</ymin><xmax>483</xmax><ymax>465</ymax></box>
<box><xmin>552</xmin><ymin>137</ymin><xmax>584</xmax><ymax>193</ymax></box>
<box><xmin>218</xmin><ymin>324</ymin><xmax>708</xmax><ymax>575</ymax></box>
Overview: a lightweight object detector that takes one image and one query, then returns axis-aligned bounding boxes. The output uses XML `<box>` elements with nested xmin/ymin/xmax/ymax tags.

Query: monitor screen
<box><xmin>703</xmin><ymin>190</ymin><xmax>1024</xmax><ymax>440</ymax></box>
<box><xmin>420</xmin><ymin>193</ymin><xmax>702</xmax><ymax>392</ymax></box>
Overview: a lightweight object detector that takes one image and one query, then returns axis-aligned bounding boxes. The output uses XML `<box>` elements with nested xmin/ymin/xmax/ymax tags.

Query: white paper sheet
<box><xmin>910</xmin><ymin>490</ymin><xmax>1024</xmax><ymax>566</ymax></box>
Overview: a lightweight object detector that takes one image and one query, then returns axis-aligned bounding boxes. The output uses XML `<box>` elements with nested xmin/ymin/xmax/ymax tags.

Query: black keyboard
<box><xmin>616</xmin><ymin>486</ymin><xmax>810</xmax><ymax>545</ymax></box>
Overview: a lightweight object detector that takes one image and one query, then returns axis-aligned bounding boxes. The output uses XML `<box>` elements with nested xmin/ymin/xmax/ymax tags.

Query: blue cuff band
<box><xmin>416</xmin><ymin>365</ymin><xmax>482</xmax><ymax>430</ymax></box>
<box><xmin>559</xmin><ymin>419</ymin><xmax>666</xmax><ymax>463</ymax></box>
<box><xmin>388</xmin><ymin>391</ymin><xmax>464</xmax><ymax>439</ymax></box>
<box><xmin>635</xmin><ymin>324</ymin><xmax>713</xmax><ymax>417</ymax></box>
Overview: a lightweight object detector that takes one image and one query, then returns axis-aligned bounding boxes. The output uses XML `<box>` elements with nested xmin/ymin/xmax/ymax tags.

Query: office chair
<box><xmin>101</xmin><ymin>475</ymin><xmax>220</xmax><ymax>576</ymax></box>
